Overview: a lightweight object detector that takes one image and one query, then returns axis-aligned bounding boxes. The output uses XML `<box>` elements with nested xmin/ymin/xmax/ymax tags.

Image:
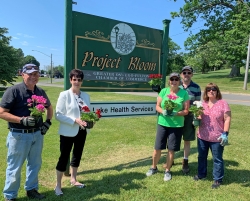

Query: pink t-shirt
<box><xmin>197</xmin><ymin>99</ymin><xmax>230</xmax><ymax>142</ymax></box>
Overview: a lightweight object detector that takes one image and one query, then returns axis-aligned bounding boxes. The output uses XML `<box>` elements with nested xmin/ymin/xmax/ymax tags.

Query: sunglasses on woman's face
<box><xmin>182</xmin><ymin>71</ymin><xmax>192</xmax><ymax>75</ymax></box>
<box><xmin>72</xmin><ymin>78</ymin><xmax>82</xmax><ymax>82</ymax></box>
<box><xmin>170</xmin><ymin>78</ymin><xmax>180</xmax><ymax>81</ymax></box>
<box><xmin>206</xmin><ymin>87</ymin><xmax>217</xmax><ymax>92</ymax></box>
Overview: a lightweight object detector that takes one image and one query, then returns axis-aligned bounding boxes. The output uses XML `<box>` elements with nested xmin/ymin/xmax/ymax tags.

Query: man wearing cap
<box><xmin>180</xmin><ymin>66</ymin><xmax>201</xmax><ymax>173</ymax></box>
<box><xmin>0</xmin><ymin>64</ymin><xmax>53</xmax><ymax>201</ymax></box>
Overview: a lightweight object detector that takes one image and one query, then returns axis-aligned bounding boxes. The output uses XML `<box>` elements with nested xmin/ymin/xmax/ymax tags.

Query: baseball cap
<box><xmin>22</xmin><ymin>64</ymin><xmax>39</xmax><ymax>74</ymax></box>
<box><xmin>181</xmin><ymin>66</ymin><xmax>193</xmax><ymax>72</ymax></box>
<box><xmin>169</xmin><ymin>72</ymin><xmax>180</xmax><ymax>79</ymax></box>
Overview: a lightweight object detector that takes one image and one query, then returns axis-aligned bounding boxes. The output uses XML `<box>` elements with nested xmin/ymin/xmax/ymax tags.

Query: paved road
<box><xmin>115</xmin><ymin>92</ymin><xmax>250</xmax><ymax>106</ymax></box>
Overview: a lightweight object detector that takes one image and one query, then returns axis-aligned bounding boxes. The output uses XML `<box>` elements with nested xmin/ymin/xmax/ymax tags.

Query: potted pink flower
<box><xmin>27</xmin><ymin>95</ymin><xmax>47</xmax><ymax>119</ymax></box>
<box><xmin>164</xmin><ymin>94</ymin><xmax>178</xmax><ymax>115</ymax></box>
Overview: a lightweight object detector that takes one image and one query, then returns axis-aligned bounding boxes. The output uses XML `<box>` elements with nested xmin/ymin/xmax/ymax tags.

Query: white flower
<box><xmin>193</xmin><ymin>101</ymin><xmax>203</xmax><ymax>108</ymax></box>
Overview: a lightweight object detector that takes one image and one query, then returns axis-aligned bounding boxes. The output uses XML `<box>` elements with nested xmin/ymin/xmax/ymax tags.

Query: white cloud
<box><xmin>12</xmin><ymin>37</ymin><xmax>19</xmax><ymax>40</ymax></box>
<box><xmin>16</xmin><ymin>33</ymin><xmax>34</xmax><ymax>38</ymax></box>
<box><xmin>24</xmin><ymin>34</ymin><xmax>34</xmax><ymax>38</ymax></box>
<box><xmin>20</xmin><ymin>41</ymin><xmax>28</xmax><ymax>46</ymax></box>
<box><xmin>50</xmin><ymin>48</ymin><xmax>58</xmax><ymax>51</ymax></box>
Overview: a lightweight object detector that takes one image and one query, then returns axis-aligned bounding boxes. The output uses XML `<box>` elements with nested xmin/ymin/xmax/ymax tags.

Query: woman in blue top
<box><xmin>146</xmin><ymin>73</ymin><xmax>190</xmax><ymax>181</ymax></box>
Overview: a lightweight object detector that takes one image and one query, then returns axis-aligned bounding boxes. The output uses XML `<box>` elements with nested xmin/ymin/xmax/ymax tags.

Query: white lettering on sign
<box><xmin>90</xmin><ymin>102</ymin><xmax>156</xmax><ymax>118</ymax></box>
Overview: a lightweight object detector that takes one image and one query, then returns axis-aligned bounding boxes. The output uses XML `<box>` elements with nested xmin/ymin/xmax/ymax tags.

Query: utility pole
<box><xmin>243</xmin><ymin>35</ymin><xmax>250</xmax><ymax>90</ymax></box>
<box><xmin>50</xmin><ymin>53</ymin><xmax>53</xmax><ymax>84</ymax></box>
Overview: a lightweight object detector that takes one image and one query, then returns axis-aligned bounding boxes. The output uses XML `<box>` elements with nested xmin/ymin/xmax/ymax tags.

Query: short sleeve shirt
<box><xmin>197</xmin><ymin>99</ymin><xmax>230</xmax><ymax>142</ymax></box>
<box><xmin>180</xmin><ymin>81</ymin><xmax>201</xmax><ymax>106</ymax></box>
<box><xmin>158</xmin><ymin>87</ymin><xmax>189</xmax><ymax>127</ymax></box>
<box><xmin>0</xmin><ymin>82</ymin><xmax>51</xmax><ymax>129</ymax></box>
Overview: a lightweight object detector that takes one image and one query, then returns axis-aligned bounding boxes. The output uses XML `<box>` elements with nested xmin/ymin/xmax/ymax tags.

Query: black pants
<box><xmin>56</xmin><ymin>128</ymin><xmax>87</xmax><ymax>172</ymax></box>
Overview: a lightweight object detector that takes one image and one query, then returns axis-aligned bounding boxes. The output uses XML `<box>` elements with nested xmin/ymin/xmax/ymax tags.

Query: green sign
<box><xmin>65</xmin><ymin>1</ymin><xmax>170</xmax><ymax>91</ymax></box>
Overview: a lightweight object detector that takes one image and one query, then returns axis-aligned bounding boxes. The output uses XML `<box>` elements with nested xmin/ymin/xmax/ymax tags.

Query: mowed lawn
<box><xmin>0</xmin><ymin>69</ymin><xmax>250</xmax><ymax>201</ymax></box>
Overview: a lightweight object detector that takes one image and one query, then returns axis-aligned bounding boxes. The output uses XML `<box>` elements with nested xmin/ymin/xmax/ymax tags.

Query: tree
<box><xmin>171</xmin><ymin>0</ymin><xmax>250</xmax><ymax>76</ymax></box>
<box><xmin>23</xmin><ymin>55</ymin><xmax>40</xmax><ymax>67</ymax></box>
<box><xmin>54</xmin><ymin>65</ymin><xmax>64</xmax><ymax>76</ymax></box>
<box><xmin>184</xmin><ymin>40</ymin><xmax>225</xmax><ymax>73</ymax></box>
<box><xmin>0</xmin><ymin>27</ymin><xmax>23</xmax><ymax>85</ymax></box>
<box><xmin>167</xmin><ymin>38</ymin><xmax>185</xmax><ymax>74</ymax></box>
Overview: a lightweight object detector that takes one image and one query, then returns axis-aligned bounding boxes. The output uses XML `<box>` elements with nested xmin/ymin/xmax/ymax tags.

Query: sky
<box><xmin>0</xmin><ymin>0</ymin><xmax>203</xmax><ymax>70</ymax></box>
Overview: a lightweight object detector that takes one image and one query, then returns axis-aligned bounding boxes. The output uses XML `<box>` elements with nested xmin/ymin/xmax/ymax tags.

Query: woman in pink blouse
<box><xmin>193</xmin><ymin>83</ymin><xmax>231</xmax><ymax>189</ymax></box>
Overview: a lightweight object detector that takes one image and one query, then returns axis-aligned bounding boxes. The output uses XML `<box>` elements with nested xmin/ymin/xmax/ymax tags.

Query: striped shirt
<box><xmin>180</xmin><ymin>81</ymin><xmax>201</xmax><ymax>106</ymax></box>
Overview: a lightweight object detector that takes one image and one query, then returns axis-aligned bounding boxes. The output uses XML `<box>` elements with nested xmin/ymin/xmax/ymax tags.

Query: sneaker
<box><xmin>193</xmin><ymin>175</ymin><xmax>205</xmax><ymax>181</ymax></box>
<box><xmin>164</xmin><ymin>171</ymin><xmax>172</xmax><ymax>181</ymax></box>
<box><xmin>26</xmin><ymin>189</ymin><xmax>46</xmax><ymax>200</ymax></box>
<box><xmin>211</xmin><ymin>181</ymin><xmax>222</xmax><ymax>189</ymax></box>
<box><xmin>182</xmin><ymin>159</ymin><xmax>190</xmax><ymax>174</ymax></box>
<box><xmin>146</xmin><ymin>167</ymin><xmax>158</xmax><ymax>176</ymax></box>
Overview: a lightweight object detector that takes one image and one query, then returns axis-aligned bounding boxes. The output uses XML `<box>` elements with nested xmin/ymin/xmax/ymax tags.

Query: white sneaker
<box><xmin>164</xmin><ymin>171</ymin><xmax>172</xmax><ymax>181</ymax></box>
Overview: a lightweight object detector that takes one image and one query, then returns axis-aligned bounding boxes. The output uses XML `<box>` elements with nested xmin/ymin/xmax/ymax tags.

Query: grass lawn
<box><xmin>0</xmin><ymin>69</ymin><xmax>250</xmax><ymax>200</ymax></box>
<box><xmin>191</xmin><ymin>68</ymin><xmax>250</xmax><ymax>95</ymax></box>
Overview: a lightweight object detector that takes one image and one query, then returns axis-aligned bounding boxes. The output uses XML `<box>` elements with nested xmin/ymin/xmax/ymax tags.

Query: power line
<box><xmin>170</xmin><ymin>26</ymin><xmax>205</xmax><ymax>37</ymax></box>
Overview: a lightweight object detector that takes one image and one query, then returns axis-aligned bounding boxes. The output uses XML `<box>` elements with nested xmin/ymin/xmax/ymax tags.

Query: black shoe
<box><xmin>5</xmin><ymin>199</ymin><xmax>16</xmax><ymax>201</ymax></box>
<box><xmin>211</xmin><ymin>181</ymin><xmax>222</xmax><ymax>189</ymax></box>
<box><xmin>193</xmin><ymin>175</ymin><xmax>205</xmax><ymax>181</ymax></box>
<box><xmin>26</xmin><ymin>189</ymin><xmax>46</xmax><ymax>200</ymax></box>
<box><xmin>182</xmin><ymin>159</ymin><xmax>190</xmax><ymax>174</ymax></box>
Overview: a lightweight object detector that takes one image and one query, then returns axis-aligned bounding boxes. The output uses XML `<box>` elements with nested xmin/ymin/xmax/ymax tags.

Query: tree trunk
<box><xmin>229</xmin><ymin>64</ymin><xmax>241</xmax><ymax>77</ymax></box>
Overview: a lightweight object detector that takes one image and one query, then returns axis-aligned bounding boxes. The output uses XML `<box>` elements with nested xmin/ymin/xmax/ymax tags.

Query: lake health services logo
<box><xmin>110</xmin><ymin>23</ymin><xmax>136</xmax><ymax>55</ymax></box>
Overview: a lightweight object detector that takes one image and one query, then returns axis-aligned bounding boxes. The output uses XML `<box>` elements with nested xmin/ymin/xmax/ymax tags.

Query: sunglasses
<box><xmin>25</xmin><ymin>65</ymin><xmax>39</xmax><ymax>70</ymax></box>
<box><xmin>206</xmin><ymin>87</ymin><xmax>217</xmax><ymax>92</ymax></box>
<box><xmin>72</xmin><ymin>78</ymin><xmax>82</xmax><ymax>82</ymax></box>
<box><xmin>170</xmin><ymin>78</ymin><xmax>180</xmax><ymax>81</ymax></box>
<box><xmin>183</xmin><ymin>72</ymin><xmax>192</xmax><ymax>75</ymax></box>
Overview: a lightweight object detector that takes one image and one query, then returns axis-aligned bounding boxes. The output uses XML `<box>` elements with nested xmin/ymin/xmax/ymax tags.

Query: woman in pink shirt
<box><xmin>193</xmin><ymin>83</ymin><xmax>231</xmax><ymax>189</ymax></box>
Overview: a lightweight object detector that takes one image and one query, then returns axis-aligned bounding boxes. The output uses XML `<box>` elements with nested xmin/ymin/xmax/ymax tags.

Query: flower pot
<box><xmin>166</xmin><ymin>109</ymin><xmax>173</xmax><ymax>116</ymax></box>
<box><xmin>151</xmin><ymin>85</ymin><xmax>161</xmax><ymax>93</ymax></box>
<box><xmin>85</xmin><ymin>121</ymin><xmax>94</xmax><ymax>129</ymax></box>
<box><xmin>193</xmin><ymin>118</ymin><xmax>200</xmax><ymax>127</ymax></box>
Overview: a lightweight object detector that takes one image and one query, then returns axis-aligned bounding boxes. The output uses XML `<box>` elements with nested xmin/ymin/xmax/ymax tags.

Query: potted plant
<box><xmin>148</xmin><ymin>74</ymin><xmax>163</xmax><ymax>93</ymax></box>
<box><xmin>189</xmin><ymin>101</ymin><xmax>204</xmax><ymax>127</ymax></box>
<box><xmin>164</xmin><ymin>94</ymin><xmax>178</xmax><ymax>115</ymax></box>
<box><xmin>81</xmin><ymin>106</ymin><xmax>101</xmax><ymax>129</ymax></box>
<box><xmin>27</xmin><ymin>95</ymin><xmax>47</xmax><ymax>124</ymax></box>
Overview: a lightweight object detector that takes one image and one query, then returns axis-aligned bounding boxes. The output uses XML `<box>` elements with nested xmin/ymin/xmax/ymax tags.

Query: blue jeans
<box><xmin>3</xmin><ymin>130</ymin><xmax>43</xmax><ymax>199</ymax></box>
<box><xmin>197</xmin><ymin>138</ymin><xmax>224</xmax><ymax>182</ymax></box>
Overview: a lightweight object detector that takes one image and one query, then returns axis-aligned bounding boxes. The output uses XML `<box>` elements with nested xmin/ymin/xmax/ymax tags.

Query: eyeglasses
<box><xmin>183</xmin><ymin>72</ymin><xmax>192</xmax><ymax>75</ymax></box>
<box><xmin>170</xmin><ymin>78</ymin><xmax>180</xmax><ymax>81</ymax></box>
<box><xmin>72</xmin><ymin>78</ymin><xmax>82</xmax><ymax>82</ymax></box>
<box><xmin>206</xmin><ymin>87</ymin><xmax>217</xmax><ymax>92</ymax></box>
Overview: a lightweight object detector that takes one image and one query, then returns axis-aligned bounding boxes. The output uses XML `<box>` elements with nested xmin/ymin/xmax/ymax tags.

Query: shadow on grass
<box><xmin>15</xmin><ymin>172</ymin><xmax>146</xmax><ymax>201</ymax></box>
